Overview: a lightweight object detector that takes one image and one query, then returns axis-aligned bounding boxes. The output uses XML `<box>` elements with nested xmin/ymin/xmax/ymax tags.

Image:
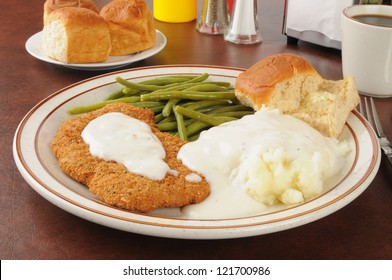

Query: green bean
<box><xmin>115</xmin><ymin>77</ymin><xmax>164</xmax><ymax>91</ymax></box>
<box><xmin>140</xmin><ymin>75</ymin><xmax>199</xmax><ymax>85</ymax></box>
<box><xmin>148</xmin><ymin>106</ymin><xmax>165</xmax><ymax>114</ymax></box>
<box><xmin>140</xmin><ymin>77</ymin><xmax>192</xmax><ymax>86</ymax></box>
<box><xmin>68</xmin><ymin>96</ymin><xmax>141</xmax><ymax>114</ymax></box>
<box><xmin>68</xmin><ymin>103</ymin><xmax>107</xmax><ymax>115</ymax></box>
<box><xmin>122</xmin><ymin>87</ymin><xmax>143</xmax><ymax>96</ymax></box>
<box><xmin>162</xmin><ymin>99</ymin><xmax>180</xmax><ymax>117</ymax></box>
<box><xmin>116</xmin><ymin>74</ymin><xmax>210</xmax><ymax>93</ymax></box>
<box><xmin>187</xmin><ymin>134</ymin><xmax>201</xmax><ymax>142</ymax></box>
<box><xmin>141</xmin><ymin>91</ymin><xmax>236</xmax><ymax>101</ymax></box>
<box><xmin>152</xmin><ymin>83</ymin><xmax>197</xmax><ymax>93</ymax></box>
<box><xmin>200</xmin><ymin>81</ymin><xmax>231</xmax><ymax>87</ymax></box>
<box><xmin>183</xmin><ymin>100</ymin><xmax>233</xmax><ymax>111</ymax></box>
<box><xmin>152</xmin><ymin>82</ymin><xmax>205</xmax><ymax>93</ymax></box>
<box><xmin>160</xmin><ymin>73</ymin><xmax>209</xmax><ymax>88</ymax></box>
<box><xmin>107</xmin><ymin>96</ymin><xmax>141</xmax><ymax>103</ymax></box>
<box><xmin>67</xmin><ymin>73</ymin><xmax>253</xmax><ymax>141</ymax></box>
<box><xmin>104</xmin><ymin>89</ymin><xmax>125</xmax><ymax>101</ymax></box>
<box><xmin>151</xmin><ymin>82</ymin><xmax>227</xmax><ymax>94</ymax></box>
<box><xmin>174</xmin><ymin>106</ymin><xmax>237</xmax><ymax>126</ymax></box>
<box><xmin>182</xmin><ymin>73</ymin><xmax>209</xmax><ymax>84</ymax></box>
<box><xmin>130</xmin><ymin>101</ymin><xmax>165</xmax><ymax>108</ymax></box>
<box><xmin>181</xmin><ymin>110</ymin><xmax>253</xmax><ymax>139</ymax></box>
<box><xmin>206</xmin><ymin>105</ymin><xmax>254</xmax><ymax>114</ymax></box>
<box><xmin>154</xmin><ymin>113</ymin><xmax>165</xmax><ymax>123</ymax></box>
<box><xmin>185</xmin><ymin>121</ymin><xmax>212</xmax><ymax>137</ymax></box>
<box><xmin>185</xmin><ymin>84</ymin><xmax>229</xmax><ymax>92</ymax></box>
<box><xmin>212</xmin><ymin>111</ymin><xmax>254</xmax><ymax>118</ymax></box>
<box><xmin>156</xmin><ymin>122</ymin><xmax>177</xmax><ymax>131</ymax></box>
<box><xmin>156</xmin><ymin>119</ymin><xmax>194</xmax><ymax>131</ymax></box>
<box><xmin>158</xmin><ymin>115</ymin><xmax>177</xmax><ymax>123</ymax></box>
<box><xmin>173</xmin><ymin>107</ymin><xmax>187</xmax><ymax>141</ymax></box>
<box><xmin>157</xmin><ymin>102</ymin><xmax>246</xmax><ymax>126</ymax></box>
<box><xmin>151</xmin><ymin>74</ymin><xmax>211</xmax><ymax>92</ymax></box>
<box><xmin>195</xmin><ymin>105</ymin><xmax>227</xmax><ymax>114</ymax></box>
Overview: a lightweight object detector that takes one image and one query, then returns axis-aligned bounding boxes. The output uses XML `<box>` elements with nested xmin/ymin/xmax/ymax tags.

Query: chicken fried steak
<box><xmin>51</xmin><ymin>103</ymin><xmax>210</xmax><ymax>212</ymax></box>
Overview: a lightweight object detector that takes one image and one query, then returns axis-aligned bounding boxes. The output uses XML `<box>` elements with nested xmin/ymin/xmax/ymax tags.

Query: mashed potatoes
<box><xmin>178</xmin><ymin>107</ymin><xmax>350</xmax><ymax>219</ymax></box>
<box><xmin>232</xmin><ymin>147</ymin><xmax>329</xmax><ymax>206</ymax></box>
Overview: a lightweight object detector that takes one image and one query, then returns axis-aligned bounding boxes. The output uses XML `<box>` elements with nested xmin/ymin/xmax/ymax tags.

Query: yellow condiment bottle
<box><xmin>153</xmin><ymin>0</ymin><xmax>197</xmax><ymax>23</ymax></box>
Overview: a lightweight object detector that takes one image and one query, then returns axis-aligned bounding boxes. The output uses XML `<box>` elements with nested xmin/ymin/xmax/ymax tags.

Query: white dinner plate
<box><xmin>13</xmin><ymin>65</ymin><xmax>381</xmax><ymax>239</ymax></box>
<box><xmin>25</xmin><ymin>30</ymin><xmax>167</xmax><ymax>70</ymax></box>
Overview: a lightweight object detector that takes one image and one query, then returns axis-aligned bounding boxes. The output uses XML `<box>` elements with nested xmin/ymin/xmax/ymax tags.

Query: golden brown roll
<box><xmin>235</xmin><ymin>53</ymin><xmax>360</xmax><ymax>138</ymax></box>
<box><xmin>43</xmin><ymin>0</ymin><xmax>99</xmax><ymax>25</ymax></box>
<box><xmin>100</xmin><ymin>0</ymin><xmax>156</xmax><ymax>55</ymax></box>
<box><xmin>42</xmin><ymin>7</ymin><xmax>111</xmax><ymax>63</ymax></box>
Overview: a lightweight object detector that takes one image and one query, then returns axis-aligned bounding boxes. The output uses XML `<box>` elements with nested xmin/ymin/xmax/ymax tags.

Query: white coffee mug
<box><xmin>341</xmin><ymin>5</ymin><xmax>392</xmax><ymax>98</ymax></box>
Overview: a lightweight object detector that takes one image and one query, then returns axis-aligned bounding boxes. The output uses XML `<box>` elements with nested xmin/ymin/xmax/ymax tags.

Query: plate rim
<box><xmin>25</xmin><ymin>30</ymin><xmax>167</xmax><ymax>70</ymax></box>
<box><xmin>13</xmin><ymin>65</ymin><xmax>381</xmax><ymax>239</ymax></box>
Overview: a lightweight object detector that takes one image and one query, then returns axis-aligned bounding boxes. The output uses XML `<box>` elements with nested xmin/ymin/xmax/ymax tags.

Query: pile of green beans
<box><xmin>68</xmin><ymin>73</ymin><xmax>255</xmax><ymax>141</ymax></box>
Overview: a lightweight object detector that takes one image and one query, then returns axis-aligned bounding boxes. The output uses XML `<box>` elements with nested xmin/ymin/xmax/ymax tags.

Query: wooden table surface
<box><xmin>1</xmin><ymin>0</ymin><xmax>391</xmax><ymax>260</ymax></box>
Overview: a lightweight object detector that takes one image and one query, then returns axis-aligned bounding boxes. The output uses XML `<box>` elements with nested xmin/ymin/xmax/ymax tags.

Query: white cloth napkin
<box><xmin>285</xmin><ymin>0</ymin><xmax>354</xmax><ymax>42</ymax></box>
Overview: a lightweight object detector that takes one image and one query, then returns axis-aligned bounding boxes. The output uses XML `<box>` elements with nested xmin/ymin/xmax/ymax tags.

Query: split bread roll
<box><xmin>100</xmin><ymin>0</ymin><xmax>156</xmax><ymax>55</ymax></box>
<box><xmin>235</xmin><ymin>53</ymin><xmax>360</xmax><ymax>138</ymax></box>
<box><xmin>43</xmin><ymin>0</ymin><xmax>99</xmax><ymax>26</ymax></box>
<box><xmin>42</xmin><ymin>7</ymin><xmax>111</xmax><ymax>63</ymax></box>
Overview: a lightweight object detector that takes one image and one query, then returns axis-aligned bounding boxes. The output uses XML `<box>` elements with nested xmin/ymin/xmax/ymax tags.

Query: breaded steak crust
<box><xmin>51</xmin><ymin>103</ymin><xmax>210</xmax><ymax>212</ymax></box>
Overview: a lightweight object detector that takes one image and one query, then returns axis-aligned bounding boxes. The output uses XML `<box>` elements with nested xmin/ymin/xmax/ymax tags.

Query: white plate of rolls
<box><xmin>26</xmin><ymin>0</ymin><xmax>167</xmax><ymax>70</ymax></box>
<box><xmin>26</xmin><ymin>30</ymin><xmax>166</xmax><ymax>71</ymax></box>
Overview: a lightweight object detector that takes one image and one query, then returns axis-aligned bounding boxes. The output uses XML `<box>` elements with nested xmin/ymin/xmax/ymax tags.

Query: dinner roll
<box><xmin>235</xmin><ymin>53</ymin><xmax>360</xmax><ymax>138</ymax></box>
<box><xmin>43</xmin><ymin>0</ymin><xmax>99</xmax><ymax>25</ymax></box>
<box><xmin>42</xmin><ymin>7</ymin><xmax>111</xmax><ymax>63</ymax></box>
<box><xmin>100</xmin><ymin>0</ymin><xmax>156</xmax><ymax>55</ymax></box>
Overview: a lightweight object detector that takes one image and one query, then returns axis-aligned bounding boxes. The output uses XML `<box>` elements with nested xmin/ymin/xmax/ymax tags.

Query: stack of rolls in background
<box><xmin>41</xmin><ymin>0</ymin><xmax>156</xmax><ymax>63</ymax></box>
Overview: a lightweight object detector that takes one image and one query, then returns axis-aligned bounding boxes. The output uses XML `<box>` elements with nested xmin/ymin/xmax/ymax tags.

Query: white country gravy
<box><xmin>177</xmin><ymin>108</ymin><xmax>350</xmax><ymax>219</ymax></box>
<box><xmin>81</xmin><ymin>112</ymin><xmax>173</xmax><ymax>181</ymax></box>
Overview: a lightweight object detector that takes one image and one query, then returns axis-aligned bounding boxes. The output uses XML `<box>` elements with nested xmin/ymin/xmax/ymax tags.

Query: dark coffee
<box><xmin>353</xmin><ymin>14</ymin><xmax>392</xmax><ymax>27</ymax></box>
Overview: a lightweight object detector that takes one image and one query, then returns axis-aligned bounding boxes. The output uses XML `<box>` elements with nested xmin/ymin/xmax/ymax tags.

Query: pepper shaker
<box><xmin>196</xmin><ymin>0</ymin><xmax>230</xmax><ymax>34</ymax></box>
<box><xmin>224</xmin><ymin>0</ymin><xmax>262</xmax><ymax>44</ymax></box>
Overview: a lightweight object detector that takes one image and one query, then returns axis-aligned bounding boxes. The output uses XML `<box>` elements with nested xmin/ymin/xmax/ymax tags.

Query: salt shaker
<box><xmin>224</xmin><ymin>0</ymin><xmax>262</xmax><ymax>44</ymax></box>
<box><xmin>196</xmin><ymin>0</ymin><xmax>230</xmax><ymax>34</ymax></box>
